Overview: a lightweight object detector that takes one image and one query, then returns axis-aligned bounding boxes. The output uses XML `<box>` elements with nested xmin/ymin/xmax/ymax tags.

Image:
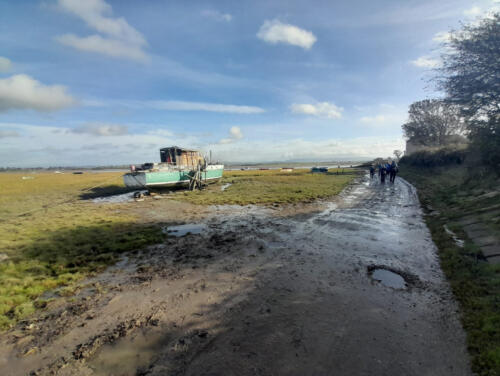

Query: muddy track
<box><xmin>0</xmin><ymin>175</ymin><xmax>471</xmax><ymax>375</ymax></box>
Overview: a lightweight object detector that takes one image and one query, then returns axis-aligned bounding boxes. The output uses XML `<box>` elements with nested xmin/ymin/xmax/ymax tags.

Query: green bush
<box><xmin>469</xmin><ymin>119</ymin><xmax>500</xmax><ymax>170</ymax></box>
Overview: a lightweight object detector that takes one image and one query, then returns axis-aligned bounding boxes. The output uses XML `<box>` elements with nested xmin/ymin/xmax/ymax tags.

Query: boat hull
<box><xmin>123</xmin><ymin>165</ymin><xmax>224</xmax><ymax>189</ymax></box>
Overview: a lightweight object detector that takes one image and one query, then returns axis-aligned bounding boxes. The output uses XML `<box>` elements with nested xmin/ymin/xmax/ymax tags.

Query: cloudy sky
<box><xmin>0</xmin><ymin>0</ymin><xmax>498</xmax><ymax>167</ymax></box>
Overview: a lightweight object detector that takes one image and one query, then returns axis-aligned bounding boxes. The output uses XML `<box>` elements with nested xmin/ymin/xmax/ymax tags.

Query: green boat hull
<box><xmin>123</xmin><ymin>166</ymin><xmax>224</xmax><ymax>188</ymax></box>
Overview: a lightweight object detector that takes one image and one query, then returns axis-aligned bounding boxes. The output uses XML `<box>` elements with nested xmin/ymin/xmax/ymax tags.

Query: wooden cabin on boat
<box><xmin>160</xmin><ymin>147</ymin><xmax>205</xmax><ymax>168</ymax></box>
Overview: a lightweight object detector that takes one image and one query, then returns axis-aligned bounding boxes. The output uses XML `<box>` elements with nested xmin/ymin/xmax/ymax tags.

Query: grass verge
<box><xmin>399</xmin><ymin>164</ymin><xmax>500</xmax><ymax>375</ymax></box>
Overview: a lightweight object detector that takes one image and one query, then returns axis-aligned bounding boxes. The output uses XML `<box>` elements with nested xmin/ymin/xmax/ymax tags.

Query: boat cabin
<box><xmin>160</xmin><ymin>147</ymin><xmax>205</xmax><ymax>168</ymax></box>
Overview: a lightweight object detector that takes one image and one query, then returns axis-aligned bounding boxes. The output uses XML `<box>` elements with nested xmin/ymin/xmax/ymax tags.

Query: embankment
<box><xmin>399</xmin><ymin>162</ymin><xmax>500</xmax><ymax>375</ymax></box>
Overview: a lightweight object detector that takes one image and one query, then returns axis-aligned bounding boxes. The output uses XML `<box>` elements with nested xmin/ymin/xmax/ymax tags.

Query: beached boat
<box><xmin>123</xmin><ymin>147</ymin><xmax>224</xmax><ymax>189</ymax></box>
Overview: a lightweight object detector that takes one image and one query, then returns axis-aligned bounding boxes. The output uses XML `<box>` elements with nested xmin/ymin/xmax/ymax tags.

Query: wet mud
<box><xmin>0</xmin><ymin>175</ymin><xmax>471</xmax><ymax>375</ymax></box>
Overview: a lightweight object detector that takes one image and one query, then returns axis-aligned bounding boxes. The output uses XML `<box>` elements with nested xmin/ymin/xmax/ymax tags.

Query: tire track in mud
<box><xmin>0</xmin><ymin>175</ymin><xmax>472</xmax><ymax>376</ymax></box>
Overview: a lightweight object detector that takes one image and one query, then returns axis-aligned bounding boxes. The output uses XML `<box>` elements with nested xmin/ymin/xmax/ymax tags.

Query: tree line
<box><xmin>402</xmin><ymin>13</ymin><xmax>499</xmax><ymax>169</ymax></box>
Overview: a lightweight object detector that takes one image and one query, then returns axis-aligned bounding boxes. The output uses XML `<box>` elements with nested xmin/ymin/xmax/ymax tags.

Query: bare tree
<box><xmin>436</xmin><ymin>13</ymin><xmax>500</xmax><ymax>167</ymax></box>
<box><xmin>402</xmin><ymin>99</ymin><xmax>465</xmax><ymax>146</ymax></box>
<box><xmin>393</xmin><ymin>150</ymin><xmax>403</xmax><ymax>161</ymax></box>
<box><xmin>437</xmin><ymin>13</ymin><xmax>500</xmax><ymax>120</ymax></box>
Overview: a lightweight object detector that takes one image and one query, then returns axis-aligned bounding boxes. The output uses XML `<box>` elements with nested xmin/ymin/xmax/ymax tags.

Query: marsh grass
<box><xmin>0</xmin><ymin>168</ymin><xmax>357</xmax><ymax>329</ymax></box>
<box><xmin>180</xmin><ymin>168</ymin><xmax>358</xmax><ymax>205</ymax></box>
<box><xmin>0</xmin><ymin>172</ymin><xmax>163</xmax><ymax>329</ymax></box>
<box><xmin>400</xmin><ymin>165</ymin><xmax>500</xmax><ymax>375</ymax></box>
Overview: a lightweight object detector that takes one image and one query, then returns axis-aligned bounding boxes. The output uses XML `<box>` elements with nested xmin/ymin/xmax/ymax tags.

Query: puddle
<box><xmin>370</xmin><ymin>268</ymin><xmax>407</xmax><ymax>289</ymax></box>
<box><xmin>88</xmin><ymin>328</ymin><xmax>166</xmax><ymax>376</ymax></box>
<box><xmin>221</xmin><ymin>183</ymin><xmax>232</xmax><ymax>191</ymax></box>
<box><xmin>163</xmin><ymin>223</ymin><xmax>207</xmax><ymax>237</ymax></box>
<box><xmin>92</xmin><ymin>190</ymin><xmax>147</xmax><ymax>204</ymax></box>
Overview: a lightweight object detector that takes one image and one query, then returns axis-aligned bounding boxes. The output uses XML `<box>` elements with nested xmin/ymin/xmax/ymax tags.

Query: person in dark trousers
<box><xmin>390</xmin><ymin>161</ymin><xmax>398</xmax><ymax>183</ymax></box>
<box><xmin>369</xmin><ymin>166</ymin><xmax>375</xmax><ymax>179</ymax></box>
<box><xmin>380</xmin><ymin>165</ymin><xmax>387</xmax><ymax>183</ymax></box>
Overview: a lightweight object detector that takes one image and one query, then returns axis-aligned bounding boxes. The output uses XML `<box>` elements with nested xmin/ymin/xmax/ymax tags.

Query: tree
<box><xmin>437</xmin><ymin>13</ymin><xmax>500</xmax><ymax>167</ymax></box>
<box><xmin>402</xmin><ymin>99</ymin><xmax>465</xmax><ymax>146</ymax></box>
<box><xmin>393</xmin><ymin>150</ymin><xmax>403</xmax><ymax>161</ymax></box>
<box><xmin>438</xmin><ymin>13</ymin><xmax>500</xmax><ymax>120</ymax></box>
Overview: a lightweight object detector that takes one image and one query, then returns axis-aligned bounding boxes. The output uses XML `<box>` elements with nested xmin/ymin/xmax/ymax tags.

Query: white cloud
<box><xmin>0</xmin><ymin>130</ymin><xmax>19</xmax><ymax>138</ymax></box>
<box><xmin>150</xmin><ymin>101</ymin><xmax>265</xmax><ymax>114</ymax></box>
<box><xmin>359</xmin><ymin>113</ymin><xmax>406</xmax><ymax>128</ymax></box>
<box><xmin>0</xmin><ymin>57</ymin><xmax>12</xmax><ymax>73</ymax></box>
<box><xmin>0</xmin><ymin>122</ymin><xmax>406</xmax><ymax>167</ymax></box>
<box><xmin>411</xmin><ymin>56</ymin><xmax>441</xmax><ymax>68</ymax></box>
<box><xmin>71</xmin><ymin>123</ymin><xmax>128</xmax><ymax>136</ymax></box>
<box><xmin>201</xmin><ymin>10</ymin><xmax>232</xmax><ymax>22</ymax></box>
<box><xmin>257</xmin><ymin>19</ymin><xmax>316</xmax><ymax>49</ymax></box>
<box><xmin>290</xmin><ymin>102</ymin><xmax>343</xmax><ymax>119</ymax></box>
<box><xmin>432</xmin><ymin>31</ymin><xmax>452</xmax><ymax>43</ymax></box>
<box><xmin>211</xmin><ymin>137</ymin><xmax>405</xmax><ymax>163</ymax></box>
<box><xmin>0</xmin><ymin>123</ymin><xmax>190</xmax><ymax>167</ymax></box>
<box><xmin>147</xmin><ymin>129</ymin><xmax>174</xmax><ymax>137</ymax></box>
<box><xmin>360</xmin><ymin>115</ymin><xmax>390</xmax><ymax>124</ymax></box>
<box><xmin>229</xmin><ymin>126</ymin><xmax>243</xmax><ymax>139</ymax></box>
<box><xmin>219</xmin><ymin>126</ymin><xmax>243</xmax><ymax>144</ymax></box>
<box><xmin>0</xmin><ymin>74</ymin><xmax>76</xmax><ymax>112</ymax></box>
<box><xmin>56</xmin><ymin>0</ymin><xmax>148</xmax><ymax>62</ymax></box>
<box><xmin>57</xmin><ymin>34</ymin><xmax>149</xmax><ymax>62</ymax></box>
<box><xmin>58</xmin><ymin>0</ymin><xmax>146</xmax><ymax>44</ymax></box>
<box><xmin>463</xmin><ymin>6</ymin><xmax>482</xmax><ymax>17</ymax></box>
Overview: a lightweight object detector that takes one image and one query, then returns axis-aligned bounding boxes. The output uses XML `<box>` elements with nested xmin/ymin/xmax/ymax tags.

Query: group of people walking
<box><xmin>369</xmin><ymin>161</ymin><xmax>398</xmax><ymax>183</ymax></box>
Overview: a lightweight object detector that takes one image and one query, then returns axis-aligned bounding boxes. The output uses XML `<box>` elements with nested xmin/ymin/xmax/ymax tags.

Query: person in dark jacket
<box><xmin>380</xmin><ymin>165</ymin><xmax>387</xmax><ymax>183</ymax></box>
<box><xmin>390</xmin><ymin>161</ymin><xmax>398</xmax><ymax>183</ymax></box>
<box><xmin>370</xmin><ymin>166</ymin><xmax>375</xmax><ymax>179</ymax></box>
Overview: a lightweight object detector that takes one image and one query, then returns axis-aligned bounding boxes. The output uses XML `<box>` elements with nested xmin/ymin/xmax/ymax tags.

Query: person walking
<box><xmin>370</xmin><ymin>166</ymin><xmax>375</xmax><ymax>179</ymax></box>
<box><xmin>380</xmin><ymin>165</ymin><xmax>387</xmax><ymax>183</ymax></box>
<box><xmin>390</xmin><ymin>161</ymin><xmax>398</xmax><ymax>183</ymax></box>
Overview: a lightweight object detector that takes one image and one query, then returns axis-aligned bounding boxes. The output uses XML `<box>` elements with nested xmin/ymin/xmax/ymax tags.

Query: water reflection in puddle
<box><xmin>88</xmin><ymin>329</ymin><xmax>166</xmax><ymax>375</ymax></box>
<box><xmin>371</xmin><ymin>269</ymin><xmax>407</xmax><ymax>289</ymax></box>
<box><xmin>163</xmin><ymin>223</ymin><xmax>207</xmax><ymax>237</ymax></box>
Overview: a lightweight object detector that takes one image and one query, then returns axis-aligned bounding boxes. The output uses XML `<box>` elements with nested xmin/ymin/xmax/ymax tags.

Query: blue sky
<box><xmin>0</xmin><ymin>0</ymin><xmax>498</xmax><ymax>167</ymax></box>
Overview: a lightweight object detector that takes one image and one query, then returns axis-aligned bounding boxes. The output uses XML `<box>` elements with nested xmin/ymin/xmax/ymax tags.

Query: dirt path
<box><xmin>0</xmin><ymin>175</ymin><xmax>471</xmax><ymax>375</ymax></box>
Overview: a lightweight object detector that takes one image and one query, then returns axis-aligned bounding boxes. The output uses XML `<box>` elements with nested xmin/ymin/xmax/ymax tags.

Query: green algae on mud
<box><xmin>399</xmin><ymin>164</ymin><xmax>500</xmax><ymax>376</ymax></box>
<box><xmin>0</xmin><ymin>169</ymin><xmax>357</xmax><ymax>330</ymax></box>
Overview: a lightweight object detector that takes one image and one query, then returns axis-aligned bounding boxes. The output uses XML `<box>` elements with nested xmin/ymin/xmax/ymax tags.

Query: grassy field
<box><xmin>0</xmin><ymin>172</ymin><xmax>163</xmax><ymax>330</ymax></box>
<box><xmin>399</xmin><ymin>165</ymin><xmax>500</xmax><ymax>375</ymax></box>
<box><xmin>181</xmin><ymin>168</ymin><xmax>357</xmax><ymax>205</ymax></box>
<box><xmin>0</xmin><ymin>168</ymin><xmax>357</xmax><ymax>329</ymax></box>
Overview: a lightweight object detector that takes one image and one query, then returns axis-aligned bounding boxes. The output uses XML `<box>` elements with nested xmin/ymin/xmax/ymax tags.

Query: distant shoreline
<box><xmin>0</xmin><ymin>161</ymin><xmax>366</xmax><ymax>173</ymax></box>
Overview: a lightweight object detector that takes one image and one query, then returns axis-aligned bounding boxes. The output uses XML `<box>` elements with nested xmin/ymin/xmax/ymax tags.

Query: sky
<box><xmin>0</xmin><ymin>0</ymin><xmax>498</xmax><ymax>167</ymax></box>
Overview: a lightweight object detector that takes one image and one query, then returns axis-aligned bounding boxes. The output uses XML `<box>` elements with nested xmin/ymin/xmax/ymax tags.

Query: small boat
<box><xmin>311</xmin><ymin>167</ymin><xmax>328</xmax><ymax>173</ymax></box>
<box><xmin>123</xmin><ymin>146</ymin><xmax>224</xmax><ymax>189</ymax></box>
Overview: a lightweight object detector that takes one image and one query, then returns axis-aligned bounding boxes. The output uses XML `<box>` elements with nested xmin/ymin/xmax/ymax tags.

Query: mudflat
<box><xmin>0</xmin><ymin>175</ymin><xmax>471</xmax><ymax>375</ymax></box>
